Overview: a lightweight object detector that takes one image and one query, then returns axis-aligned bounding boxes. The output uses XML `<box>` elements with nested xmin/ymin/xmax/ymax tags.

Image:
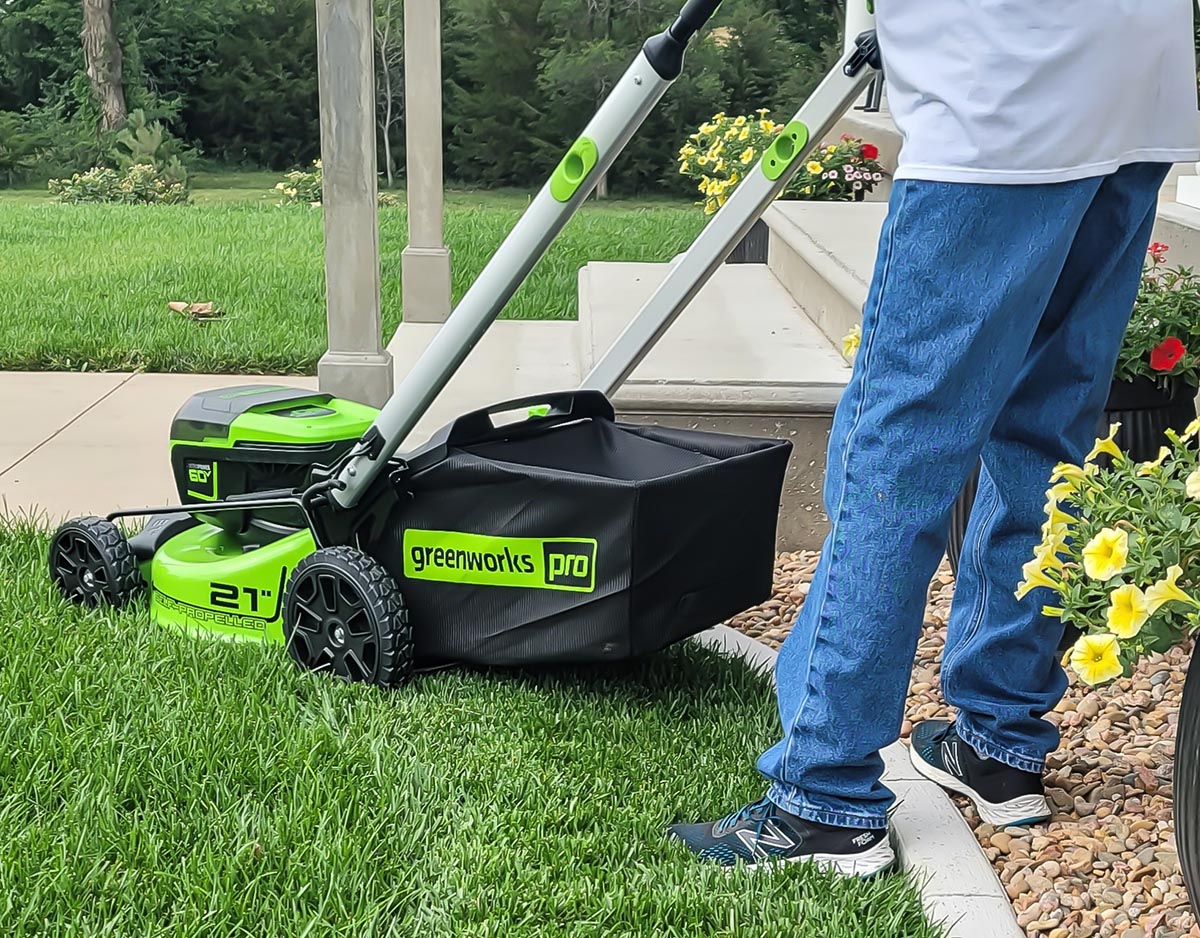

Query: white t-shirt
<box><xmin>876</xmin><ymin>0</ymin><xmax>1200</xmax><ymax>183</ymax></box>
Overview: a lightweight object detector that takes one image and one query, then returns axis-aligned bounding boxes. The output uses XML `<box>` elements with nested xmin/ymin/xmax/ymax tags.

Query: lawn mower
<box><xmin>49</xmin><ymin>0</ymin><xmax>882</xmax><ymax>686</ymax></box>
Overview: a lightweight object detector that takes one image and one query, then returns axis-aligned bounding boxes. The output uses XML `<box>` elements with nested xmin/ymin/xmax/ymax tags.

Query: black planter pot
<box><xmin>725</xmin><ymin>218</ymin><xmax>770</xmax><ymax>265</ymax></box>
<box><xmin>1175</xmin><ymin>646</ymin><xmax>1200</xmax><ymax>909</ymax></box>
<box><xmin>946</xmin><ymin>377</ymin><xmax>1198</xmax><ymax>578</ymax></box>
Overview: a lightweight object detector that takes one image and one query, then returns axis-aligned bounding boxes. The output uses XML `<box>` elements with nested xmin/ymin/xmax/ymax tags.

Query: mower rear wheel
<box><xmin>283</xmin><ymin>547</ymin><xmax>413</xmax><ymax>687</ymax></box>
<box><xmin>49</xmin><ymin>516</ymin><xmax>143</xmax><ymax>608</ymax></box>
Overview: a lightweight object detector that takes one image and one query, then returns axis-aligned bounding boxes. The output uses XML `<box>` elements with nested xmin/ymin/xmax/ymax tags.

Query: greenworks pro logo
<box><xmin>403</xmin><ymin>530</ymin><xmax>597</xmax><ymax>593</ymax></box>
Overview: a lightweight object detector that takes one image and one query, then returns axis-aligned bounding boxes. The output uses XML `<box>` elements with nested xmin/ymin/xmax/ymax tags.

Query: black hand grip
<box><xmin>671</xmin><ymin>0</ymin><xmax>723</xmax><ymax>42</ymax></box>
<box><xmin>644</xmin><ymin>0</ymin><xmax>723</xmax><ymax>79</ymax></box>
<box><xmin>444</xmin><ymin>390</ymin><xmax>615</xmax><ymax>447</ymax></box>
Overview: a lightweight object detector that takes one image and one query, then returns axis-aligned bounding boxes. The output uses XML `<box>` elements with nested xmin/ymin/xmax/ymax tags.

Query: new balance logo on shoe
<box><xmin>735</xmin><ymin>821</ymin><xmax>796</xmax><ymax>858</ymax></box>
<box><xmin>942</xmin><ymin>739</ymin><xmax>963</xmax><ymax>777</ymax></box>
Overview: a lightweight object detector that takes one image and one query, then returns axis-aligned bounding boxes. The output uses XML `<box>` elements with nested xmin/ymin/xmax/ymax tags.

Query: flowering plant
<box><xmin>1113</xmin><ymin>243</ymin><xmax>1200</xmax><ymax>392</ymax></box>
<box><xmin>275</xmin><ymin>160</ymin><xmax>399</xmax><ymax>208</ymax></box>
<box><xmin>677</xmin><ymin>111</ymin><xmax>885</xmax><ymax>215</ymax></box>
<box><xmin>1017</xmin><ymin>419</ymin><xmax>1200</xmax><ymax>686</ymax></box>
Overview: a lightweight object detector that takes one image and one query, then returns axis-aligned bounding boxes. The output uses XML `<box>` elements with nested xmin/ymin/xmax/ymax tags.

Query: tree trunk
<box><xmin>81</xmin><ymin>0</ymin><xmax>127</xmax><ymax>132</ymax></box>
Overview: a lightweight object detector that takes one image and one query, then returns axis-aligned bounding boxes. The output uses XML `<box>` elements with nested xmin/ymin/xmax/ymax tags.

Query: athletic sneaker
<box><xmin>909</xmin><ymin>720</ymin><xmax>1051</xmax><ymax>827</ymax></box>
<box><xmin>667</xmin><ymin>796</ymin><xmax>896</xmax><ymax>876</ymax></box>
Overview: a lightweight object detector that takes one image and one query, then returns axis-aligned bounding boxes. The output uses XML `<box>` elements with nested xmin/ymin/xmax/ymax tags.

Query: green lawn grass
<box><xmin>0</xmin><ymin>521</ymin><xmax>940</xmax><ymax>938</ymax></box>
<box><xmin>0</xmin><ymin>179</ymin><xmax>704</xmax><ymax>375</ymax></box>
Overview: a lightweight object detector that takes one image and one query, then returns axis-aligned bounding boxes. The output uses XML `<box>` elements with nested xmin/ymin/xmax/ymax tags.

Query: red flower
<box><xmin>1150</xmin><ymin>337</ymin><xmax>1186</xmax><ymax>372</ymax></box>
<box><xmin>861</xmin><ymin>143</ymin><xmax>879</xmax><ymax>161</ymax></box>
<box><xmin>1149</xmin><ymin>242</ymin><xmax>1169</xmax><ymax>263</ymax></box>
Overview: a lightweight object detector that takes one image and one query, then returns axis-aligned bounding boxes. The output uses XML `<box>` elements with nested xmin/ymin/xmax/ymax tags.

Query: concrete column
<box><xmin>401</xmin><ymin>0</ymin><xmax>453</xmax><ymax>323</ymax></box>
<box><xmin>315</xmin><ymin>0</ymin><xmax>394</xmax><ymax>407</ymax></box>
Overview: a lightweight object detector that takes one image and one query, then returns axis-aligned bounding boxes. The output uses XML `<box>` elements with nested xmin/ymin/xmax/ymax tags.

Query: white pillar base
<box><xmin>401</xmin><ymin>245</ymin><xmax>453</xmax><ymax>323</ymax></box>
<box><xmin>1178</xmin><ymin>174</ymin><xmax>1200</xmax><ymax>210</ymax></box>
<box><xmin>318</xmin><ymin>349</ymin><xmax>394</xmax><ymax>408</ymax></box>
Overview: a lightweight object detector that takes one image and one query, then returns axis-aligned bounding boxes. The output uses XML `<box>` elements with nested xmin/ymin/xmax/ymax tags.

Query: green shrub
<box><xmin>275</xmin><ymin>159</ymin><xmax>401</xmax><ymax>207</ymax></box>
<box><xmin>275</xmin><ymin>159</ymin><xmax>323</xmax><ymax>204</ymax></box>
<box><xmin>48</xmin><ymin>163</ymin><xmax>190</xmax><ymax>204</ymax></box>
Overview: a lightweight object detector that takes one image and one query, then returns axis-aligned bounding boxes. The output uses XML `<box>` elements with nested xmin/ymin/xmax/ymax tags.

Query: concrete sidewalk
<box><xmin>0</xmin><ymin>372</ymin><xmax>316</xmax><ymax>522</ymax></box>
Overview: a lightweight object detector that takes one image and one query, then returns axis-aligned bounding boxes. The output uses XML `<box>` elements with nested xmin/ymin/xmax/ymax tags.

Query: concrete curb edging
<box><xmin>693</xmin><ymin>624</ymin><xmax>1024</xmax><ymax>938</ymax></box>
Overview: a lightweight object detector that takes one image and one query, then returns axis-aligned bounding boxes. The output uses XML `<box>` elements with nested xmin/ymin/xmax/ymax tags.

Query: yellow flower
<box><xmin>699</xmin><ymin>122</ymin><xmax>717</xmax><ymax>135</ymax></box>
<box><xmin>759</xmin><ymin>119</ymin><xmax>777</xmax><ymax>133</ymax></box>
<box><xmin>680</xmin><ymin>144</ymin><xmax>697</xmax><ymax>158</ymax></box>
<box><xmin>1187</xmin><ymin>469</ymin><xmax>1200</xmax><ymax>501</ymax></box>
<box><xmin>1043</xmin><ymin>499</ymin><xmax>1075</xmax><ymax>530</ymax></box>
<box><xmin>1145</xmin><ymin>564</ymin><xmax>1200</xmax><ymax>613</ymax></box>
<box><xmin>717</xmin><ymin>194</ymin><xmax>727</xmax><ymax>208</ymax></box>
<box><xmin>1085</xmin><ymin>423</ymin><xmax>1123</xmax><ymax>463</ymax></box>
<box><xmin>1136</xmin><ymin>446</ymin><xmax>1170</xmax><ymax>476</ymax></box>
<box><xmin>679</xmin><ymin>160</ymin><xmax>690</xmax><ymax>175</ymax></box>
<box><xmin>826</xmin><ymin>144</ymin><xmax>837</xmax><ymax>155</ymax></box>
<box><xmin>1042</xmin><ymin>605</ymin><xmax>1066</xmax><ymax>619</ymax></box>
<box><xmin>1033</xmin><ymin>542</ymin><xmax>1063</xmax><ymax>571</ymax></box>
<box><xmin>842</xmin><ymin>324</ymin><xmax>862</xmax><ymax>360</ymax></box>
<box><xmin>1183</xmin><ymin>417</ymin><xmax>1200</xmax><ymax>442</ymax></box>
<box><xmin>712</xmin><ymin>111</ymin><xmax>726</xmax><ymax>120</ymax></box>
<box><xmin>724</xmin><ymin>127</ymin><xmax>740</xmax><ymax>141</ymax></box>
<box><xmin>1050</xmin><ymin>462</ymin><xmax>1089</xmax><ymax>487</ymax></box>
<box><xmin>1082</xmin><ymin>528</ymin><xmax>1129</xmax><ymax>582</ymax></box>
<box><xmin>738</xmin><ymin>127</ymin><xmax>750</xmax><ymax>141</ymax></box>
<box><xmin>733</xmin><ymin>115</ymin><xmax>747</xmax><ymax>127</ymax></box>
<box><xmin>1015</xmin><ymin>557</ymin><xmax>1062</xmax><ymax>600</ymax></box>
<box><xmin>697</xmin><ymin>156</ymin><xmax>709</xmax><ymax>167</ymax></box>
<box><xmin>740</xmin><ymin>147</ymin><xmax>756</xmax><ymax>165</ymax></box>
<box><xmin>1046</xmin><ymin>481</ymin><xmax>1075</xmax><ymax>503</ymax></box>
<box><xmin>728</xmin><ymin>172</ymin><xmax>739</xmax><ymax>186</ymax></box>
<box><xmin>715</xmin><ymin>159</ymin><xmax>726</xmax><ymax>172</ymax></box>
<box><xmin>806</xmin><ymin>161</ymin><xmax>824</xmax><ymax>175</ymax></box>
<box><xmin>1038</xmin><ymin>527</ymin><xmax>1068</xmax><ymax>559</ymax></box>
<box><xmin>703</xmin><ymin>197</ymin><xmax>719</xmax><ymax>215</ymax></box>
<box><xmin>1107</xmin><ymin>584</ymin><xmax>1150</xmax><ymax>638</ymax></box>
<box><xmin>1070</xmin><ymin>633</ymin><xmax>1123</xmax><ymax>686</ymax></box>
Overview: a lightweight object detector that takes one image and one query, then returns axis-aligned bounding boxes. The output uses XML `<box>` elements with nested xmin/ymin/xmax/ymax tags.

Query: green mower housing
<box><xmin>169</xmin><ymin>385</ymin><xmax>377</xmax><ymax>519</ymax></box>
<box><xmin>142</xmin><ymin>385</ymin><xmax>377</xmax><ymax>640</ymax></box>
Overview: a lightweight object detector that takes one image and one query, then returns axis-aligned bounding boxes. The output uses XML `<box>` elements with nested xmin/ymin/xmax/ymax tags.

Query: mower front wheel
<box><xmin>49</xmin><ymin>516</ymin><xmax>143</xmax><ymax>608</ymax></box>
<box><xmin>283</xmin><ymin>547</ymin><xmax>414</xmax><ymax>688</ymax></box>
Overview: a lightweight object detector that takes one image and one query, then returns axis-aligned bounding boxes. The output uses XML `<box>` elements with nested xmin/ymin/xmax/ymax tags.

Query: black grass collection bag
<box><xmin>370</xmin><ymin>391</ymin><xmax>791</xmax><ymax>667</ymax></box>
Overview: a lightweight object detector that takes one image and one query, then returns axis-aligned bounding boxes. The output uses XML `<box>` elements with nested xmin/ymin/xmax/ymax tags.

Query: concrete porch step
<box><xmin>766</xmin><ymin>194</ymin><xmax>1200</xmax><ymax>359</ymax></box>
<box><xmin>765</xmin><ymin>201</ymin><xmax>879</xmax><ymax>351</ymax></box>
<box><xmin>578</xmin><ymin>261</ymin><xmax>850</xmax><ymax>549</ymax></box>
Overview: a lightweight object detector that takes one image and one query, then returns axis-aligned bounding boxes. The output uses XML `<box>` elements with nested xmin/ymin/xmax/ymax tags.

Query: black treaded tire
<box><xmin>49</xmin><ymin>515</ymin><xmax>143</xmax><ymax>608</ymax></box>
<box><xmin>1175</xmin><ymin>648</ymin><xmax>1200</xmax><ymax>910</ymax></box>
<box><xmin>283</xmin><ymin>546</ymin><xmax>414</xmax><ymax>688</ymax></box>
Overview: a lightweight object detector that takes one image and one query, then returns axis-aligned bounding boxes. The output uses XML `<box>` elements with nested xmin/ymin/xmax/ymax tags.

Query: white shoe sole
<box><xmin>909</xmin><ymin>746</ymin><xmax>1050</xmax><ymax>827</ymax></box>
<box><xmin>731</xmin><ymin>836</ymin><xmax>897</xmax><ymax>878</ymax></box>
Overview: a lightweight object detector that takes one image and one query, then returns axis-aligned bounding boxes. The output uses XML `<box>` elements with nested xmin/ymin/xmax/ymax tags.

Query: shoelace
<box><xmin>714</xmin><ymin>796</ymin><xmax>775</xmax><ymax>835</ymax></box>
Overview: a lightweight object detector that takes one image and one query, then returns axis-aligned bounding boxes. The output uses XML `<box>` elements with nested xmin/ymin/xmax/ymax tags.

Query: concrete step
<box><xmin>765</xmin><ymin>201</ymin><xmax>880</xmax><ymax>351</ymax></box>
<box><xmin>766</xmin><ymin>193</ymin><xmax>1200</xmax><ymax>358</ymax></box>
<box><xmin>578</xmin><ymin>261</ymin><xmax>850</xmax><ymax>549</ymax></box>
<box><xmin>1155</xmin><ymin>202</ymin><xmax>1200</xmax><ymax>269</ymax></box>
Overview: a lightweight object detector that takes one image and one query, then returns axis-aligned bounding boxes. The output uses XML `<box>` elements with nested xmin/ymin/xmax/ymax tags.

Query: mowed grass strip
<box><xmin>0</xmin><ymin>192</ymin><xmax>704</xmax><ymax>375</ymax></box>
<box><xmin>0</xmin><ymin>521</ymin><xmax>940</xmax><ymax>938</ymax></box>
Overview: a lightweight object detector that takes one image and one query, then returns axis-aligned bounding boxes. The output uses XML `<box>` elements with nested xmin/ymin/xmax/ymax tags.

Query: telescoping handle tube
<box><xmin>330</xmin><ymin>0</ymin><xmax>726</xmax><ymax>509</ymax></box>
<box><xmin>582</xmin><ymin>27</ymin><xmax>881</xmax><ymax>397</ymax></box>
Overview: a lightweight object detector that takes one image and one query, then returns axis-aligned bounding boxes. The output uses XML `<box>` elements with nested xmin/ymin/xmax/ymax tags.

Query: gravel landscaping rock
<box><xmin>728</xmin><ymin>551</ymin><xmax>1198</xmax><ymax>938</ymax></box>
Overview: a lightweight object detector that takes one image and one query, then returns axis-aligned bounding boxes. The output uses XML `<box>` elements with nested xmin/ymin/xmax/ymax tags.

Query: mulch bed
<box><xmin>728</xmin><ymin>551</ymin><xmax>1198</xmax><ymax>938</ymax></box>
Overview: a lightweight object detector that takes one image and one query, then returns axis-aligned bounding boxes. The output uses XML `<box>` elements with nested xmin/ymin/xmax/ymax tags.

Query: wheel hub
<box><xmin>81</xmin><ymin>569</ymin><xmax>96</xmax><ymax>589</ymax></box>
<box><xmin>329</xmin><ymin>619</ymin><xmax>346</xmax><ymax>646</ymax></box>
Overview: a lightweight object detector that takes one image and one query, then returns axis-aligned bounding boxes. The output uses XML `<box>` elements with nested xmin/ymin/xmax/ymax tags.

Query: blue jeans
<box><xmin>758</xmin><ymin>162</ymin><xmax>1170</xmax><ymax>829</ymax></box>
